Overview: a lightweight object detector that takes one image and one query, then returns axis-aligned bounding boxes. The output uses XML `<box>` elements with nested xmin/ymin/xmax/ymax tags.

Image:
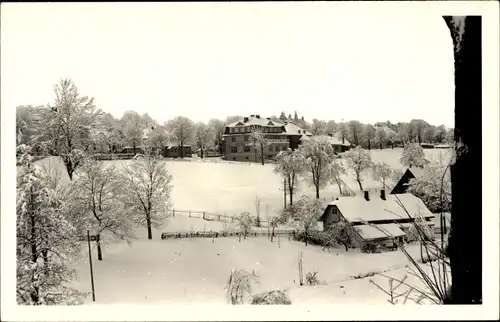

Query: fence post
<box><xmin>87</xmin><ymin>230</ymin><xmax>96</xmax><ymax>302</ymax></box>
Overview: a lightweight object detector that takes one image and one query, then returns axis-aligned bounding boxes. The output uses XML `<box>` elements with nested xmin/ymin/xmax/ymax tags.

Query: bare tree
<box><xmin>208</xmin><ymin>118</ymin><xmax>226</xmax><ymax>155</ymax></box>
<box><xmin>121</xmin><ymin>148</ymin><xmax>173</xmax><ymax>239</ymax></box>
<box><xmin>347</xmin><ymin>120</ymin><xmax>364</xmax><ymax>146</ymax></box>
<box><xmin>16</xmin><ymin>146</ymin><xmax>84</xmax><ymax>305</ymax></box>
<box><xmin>400</xmin><ymin>143</ymin><xmax>428</xmax><ymax>168</ymax></box>
<box><xmin>363</xmin><ymin>124</ymin><xmax>376</xmax><ymax>150</ymax></box>
<box><xmin>70</xmin><ymin>158</ymin><xmax>134</xmax><ymax>260</ymax></box>
<box><xmin>330</xmin><ymin>159</ymin><xmax>348</xmax><ymax>196</ymax></box>
<box><xmin>273</xmin><ymin>148</ymin><xmax>306</xmax><ymax>206</ymax></box>
<box><xmin>237</xmin><ymin>212</ymin><xmax>253</xmax><ymax>239</ymax></box>
<box><xmin>310</xmin><ymin>119</ymin><xmax>327</xmax><ymax>135</ymax></box>
<box><xmin>254</xmin><ymin>195</ymin><xmax>262</xmax><ymax>227</ymax></box>
<box><xmin>165</xmin><ymin>116</ymin><xmax>194</xmax><ymax>158</ymax></box>
<box><xmin>248</xmin><ymin>127</ymin><xmax>270</xmax><ymax>165</ymax></box>
<box><xmin>39</xmin><ymin>79</ymin><xmax>102</xmax><ymax>180</ymax></box>
<box><xmin>281</xmin><ymin>195</ymin><xmax>322</xmax><ymax>246</ymax></box>
<box><xmin>372</xmin><ymin>161</ymin><xmax>393</xmax><ymax>190</ymax></box>
<box><xmin>375</xmin><ymin>127</ymin><xmax>387</xmax><ymax>150</ymax></box>
<box><xmin>338</xmin><ymin>122</ymin><xmax>350</xmax><ymax>145</ymax></box>
<box><xmin>344</xmin><ymin>146</ymin><xmax>373</xmax><ymax>191</ymax></box>
<box><xmin>299</xmin><ymin>136</ymin><xmax>335</xmax><ymax>199</ymax></box>
<box><xmin>194</xmin><ymin>122</ymin><xmax>211</xmax><ymax>158</ymax></box>
<box><xmin>120</xmin><ymin>111</ymin><xmax>145</xmax><ymax>155</ymax></box>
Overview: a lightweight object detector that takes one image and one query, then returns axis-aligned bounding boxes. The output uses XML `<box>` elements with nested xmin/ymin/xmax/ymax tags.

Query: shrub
<box><xmin>251</xmin><ymin>289</ymin><xmax>292</xmax><ymax>305</ymax></box>
<box><xmin>225</xmin><ymin>269</ymin><xmax>260</xmax><ymax>305</ymax></box>
<box><xmin>294</xmin><ymin>230</ymin><xmax>331</xmax><ymax>246</ymax></box>
<box><xmin>362</xmin><ymin>243</ymin><xmax>382</xmax><ymax>253</ymax></box>
<box><xmin>305</xmin><ymin>271</ymin><xmax>320</xmax><ymax>286</ymax></box>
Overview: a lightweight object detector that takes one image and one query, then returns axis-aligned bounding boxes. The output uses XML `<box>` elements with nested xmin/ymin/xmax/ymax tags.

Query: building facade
<box><xmin>222</xmin><ymin>115</ymin><xmax>311</xmax><ymax>162</ymax></box>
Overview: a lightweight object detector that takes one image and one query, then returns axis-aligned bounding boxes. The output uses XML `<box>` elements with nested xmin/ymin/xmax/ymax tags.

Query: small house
<box><xmin>163</xmin><ymin>145</ymin><xmax>192</xmax><ymax>158</ymax></box>
<box><xmin>319</xmin><ymin>191</ymin><xmax>435</xmax><ymax>248</ymax></box>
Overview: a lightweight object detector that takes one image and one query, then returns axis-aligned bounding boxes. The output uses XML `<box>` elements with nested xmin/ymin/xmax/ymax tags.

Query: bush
<box><xmin>251</xmin><ymin>289</ymin><xmax>291</xmax><ymax>305</ymax></box>
<box><xmin>294</xmin><ymin>230</ymin><xmax>332</xmax><ymax>247</ymax></box>
<box><xmin>362</xmin><ymin>243</ymin><xmax>383</xmax><ymax>253</ymax></box>
<box><xmin>305</xmin><ymin>271</ymin><xmax>320</xmax><ymax>286</ymax></box>
<box><xmin>225</xmin><ymin>269</ymin><xmax>260</xmax><ymax>305</ymax></box>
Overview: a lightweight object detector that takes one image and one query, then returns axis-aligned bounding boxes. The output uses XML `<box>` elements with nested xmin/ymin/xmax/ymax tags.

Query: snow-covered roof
<box><xmin>309</xmin><ymin>134</ymin><xmax>351</xmax><ymax>146</ymax></box>
<box><xmin>226</xmin><ymin>116</ymin><xmax>284</xmax><ymax>128</ymax></box>
<box><xmin>283</xmin><ymin>122</ymin><xmax>312</xmax><ymax>136</ymax></box>
<box><xmin>321</xmin><ymin>193</ymin><xmax>434</xmax><ymax>224</ymax></box>
<box><xmin>356</xmin><ymin>223</ymin><xmax>405</xmax><ymax>240</ymax></box>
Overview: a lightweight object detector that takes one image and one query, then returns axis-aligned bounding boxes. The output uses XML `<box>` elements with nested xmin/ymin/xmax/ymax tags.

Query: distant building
<box><xmin>222</xmin><ymin>115</ymin><xmax>311</xmax><ymax>162</ymax></box>
<box><xmin>162</xmin><ymin>145</ymin><xmax>192</xmax><ymax>158</ymax></box>
<box><xmin>390</xmin><ymin>167</ymin><xmax>427</xmax><ymax>194</ymax></box>
<box><xmin>319</xmin><ymin>191</ymin><xmax>435</xmax><ymax>247</ymax></box>
<box><xmin>303</xmin><ymin>134</ymin><xmax>352</xmax><ymax>154</ymax></box>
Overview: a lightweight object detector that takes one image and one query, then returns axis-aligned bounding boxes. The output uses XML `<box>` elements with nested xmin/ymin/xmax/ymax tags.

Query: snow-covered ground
<box><xmin>71</xmin><ymin>237</ymin><xmax>442</xmax><ymax>304</ymax></box>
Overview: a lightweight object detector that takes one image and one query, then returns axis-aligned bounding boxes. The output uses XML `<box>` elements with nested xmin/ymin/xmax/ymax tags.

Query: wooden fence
<box><xmin>161</xmin><ymin>230</ymin><xmax>296</xmax><ymax>240</ymax></box>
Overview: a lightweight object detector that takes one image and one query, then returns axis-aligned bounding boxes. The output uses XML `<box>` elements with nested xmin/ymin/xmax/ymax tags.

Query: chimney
<box><xmin>380</xmin><ymin>189</ymin><xmax>386</xmax><ymax>200</ymax></box>
<box><xmin>364</xmin><ymin>191</ymin><xmax>370</xmax><ymax>201</ymax></box>
<box><xmin>244</xmin><ymin>117</ymin><xmax>249</xmax><ymax>123</ymax></box>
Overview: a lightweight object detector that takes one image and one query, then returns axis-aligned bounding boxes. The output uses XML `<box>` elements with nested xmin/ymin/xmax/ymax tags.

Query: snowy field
<box><xmin>30</xmin><ymin>149</ymin><xmax>452</xmax><ymax>304</ymax></box>
<box><xmin>71</xmin><ymin>237</ymin><xmax>438</xmax><ymax>304</ymax></box>
<box><xmin>35</xmin><ymin>148</ymin><xmax>451</xmax><ymax>217</ymax></box>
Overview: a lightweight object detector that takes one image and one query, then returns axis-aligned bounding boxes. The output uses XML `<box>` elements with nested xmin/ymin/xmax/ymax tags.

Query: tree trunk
<box><xmin>42</xmin><ymin>249</ymin><xmax>48</xmax><ymax>264</ymax></box>
<box><xmin>344</xmin><ymin>243</ymin><xmax>349</xmax><ymax>251</ymax></box>
<box><xmin>180</xmin><ymin>142</ymin><xmax>184</xmax><ymax>158</ymax></box>
<box><xmin>368</xmin><ymin>140</ymin><xmax>371</xmax><ymax>150</ymax></box>
<box><xmin>305</xmin><ymin>231</ymin><xmax>308</xmax><ymax>246</ymax></box>
<box><xmin>356</xmin><ymin>173</ymin><xmax>363</xmax><ymax>191</ymax></box>
<box><xmin>260</xmin><ymin>145</ymin><xmax>264</xmax><ymax>165</ymax></box>
<box><xmin>146</xmin><ymin>216</ymin><xmax>153</xmax><ymax>240</ymax></box>
<box><xmin>133</xmin><ymin>142</ymin><xmax>136</xmax><ymax>155</ymax></box>
<box><xmin>315</xmin><ymin>185</ymin><xmax>320</xmax><ymax>199</ymax></box>
<box><xmin>96</xmin><ymin>234</ymin><xmax>103</xmax><ymax>261</ymax></box>
<box><xmin>379</xmin><ymin>142</ymin><xmax>383</xmax><ymax>150</ymax></box>
<box><xmin>391</xmin><ymin>142</ymin><xmax>394</xmax><ymax>149</ymax></box>
<box><xmin>445</xmin><ymin>16</ymin><xmax>482</xmax><ymax>304</ymax></box>
<box><xmin>288</xmin><ymin>179</ymin><xmax>294</xmax><ymax>206</ymax></box>
<box><xmin>201</xmin><ymin>147</ymin><xmax>204</xmax><ymax>159</ymax></box>
<box><xmin>337</xmin><ymin>181</ymin><xmax>343</xmax><ymax>195</ymax></box>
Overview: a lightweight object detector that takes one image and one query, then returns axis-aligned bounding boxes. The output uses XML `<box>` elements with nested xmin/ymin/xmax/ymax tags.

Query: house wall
<box><xmin>390</xmin><ymin>170</ymin><xmax>415</xmax><ymax>194</ymax></box>
<box><xmin>223</xmin><ymin>134</ymin><xmax>290</xmax><ymax>161</ymax></box>
<box><xmin>321</xmin><ymin>206</ymin><xmax>341</xmax><ymax>230</ymax></box>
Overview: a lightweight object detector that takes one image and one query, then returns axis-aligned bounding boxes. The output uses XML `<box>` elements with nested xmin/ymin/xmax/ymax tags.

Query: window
<box><xmin>244</xmin><ymin>146</ymin><xmax>251</xmax><ymax>152</ymax></box>
<box><xmin>230</xmin><ymin>128</ymin><xmax>234</xmax><ymax>133</ymax></box>
<box><xmin>232</xmin><ymin>136</ymin><xmax>236</xmax><ymax>142</ymax></box>
<box><xmin>231</xmin><ymin>147</ymin><xmax>238</xmax><ymax>153</ymax></box>
<box><xmin>244</xmin><ymin>135</ymin><xmax>249</xmax><ymax>141</ymax></box>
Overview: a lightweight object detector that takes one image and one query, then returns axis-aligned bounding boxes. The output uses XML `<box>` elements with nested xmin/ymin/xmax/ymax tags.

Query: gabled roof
<box><xmin>283</xmin><ymin>122</ymin><xmax>312</xmax><ymax>136</ymax></box>
<box><xmin>226</xmin><ymin>116</ymin><xmax>284</xmax><ymax>128</ymax></box>
<box><xmin>320</xmin><ymin>193</ymin><xmax>434</xmax><ymax>224</ymax></box>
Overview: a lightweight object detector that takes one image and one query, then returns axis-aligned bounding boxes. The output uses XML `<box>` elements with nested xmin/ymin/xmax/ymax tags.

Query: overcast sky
<box><xmin>2</xmin><ymin>2</ymin><xmax>455</xmax><ymax>127</ymax></box>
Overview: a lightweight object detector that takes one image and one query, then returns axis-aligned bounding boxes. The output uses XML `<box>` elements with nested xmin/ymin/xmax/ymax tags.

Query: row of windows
<box><xmin>230</xmin><ymin>145</ymin><xmax>288</xmax><ymax>154</ymax></box>
<box><xmin>231</xmin><ymin>135</ymin><xmax>287</xmax><ymax>142</ymax></box>
<box><xmin>229</xmin><ymin>126</ymin><xmax>283</xmax><ymax>134</ymax></box>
